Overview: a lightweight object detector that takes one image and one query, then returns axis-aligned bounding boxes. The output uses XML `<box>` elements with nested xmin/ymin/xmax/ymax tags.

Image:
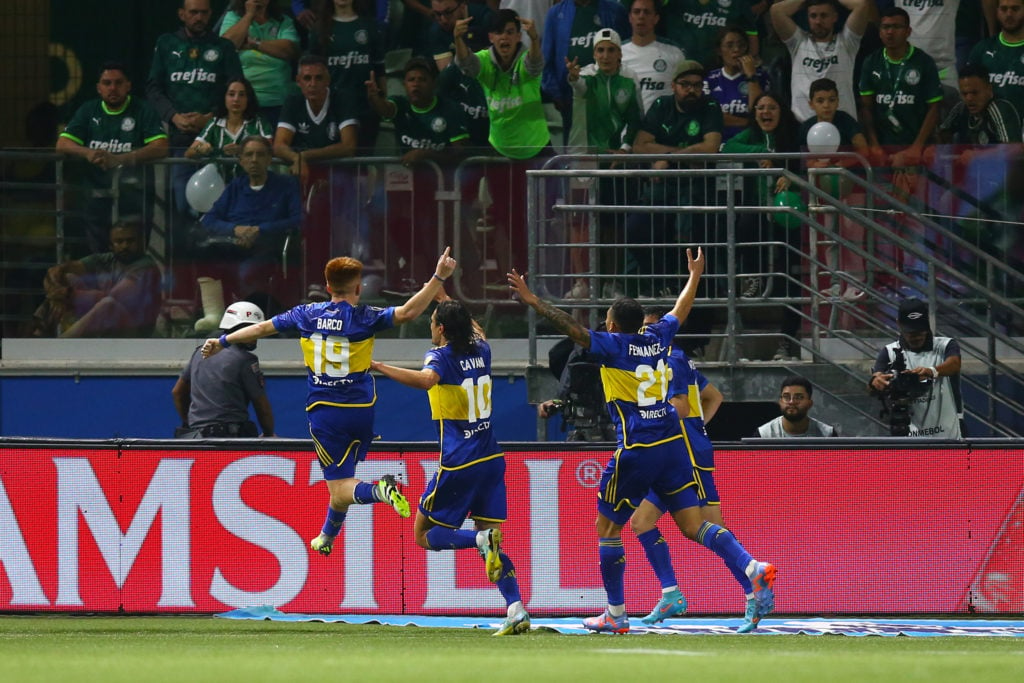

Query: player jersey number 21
<box><xmin>636</xmin><ymin>360</ymin><xmax>669</xmax><ymax>406</ymax></box>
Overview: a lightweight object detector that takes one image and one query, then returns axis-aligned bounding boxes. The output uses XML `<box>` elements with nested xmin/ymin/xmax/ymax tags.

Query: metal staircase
<box><xmin>523</xmin><ymin>153</ymin><xmax>1024</xmax><ymax>437</ymax></box>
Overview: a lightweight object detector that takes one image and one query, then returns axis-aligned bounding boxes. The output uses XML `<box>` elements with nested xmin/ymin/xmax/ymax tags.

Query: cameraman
<box><xmin>869</xmin><ymin>298</ymin><xmax>963</xmax><ymax>438</ymax></box>
<box><xmin>538</xmin><ymin>331</ymin><xmax>615</xmax><ymax>442</ymax></box>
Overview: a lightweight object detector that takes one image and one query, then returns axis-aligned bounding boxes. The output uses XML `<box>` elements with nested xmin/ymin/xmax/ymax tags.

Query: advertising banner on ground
<box><xmin>0</xmin><ymin>441</ymin><xmax>1020</xmax><ymax>614</ymax></box>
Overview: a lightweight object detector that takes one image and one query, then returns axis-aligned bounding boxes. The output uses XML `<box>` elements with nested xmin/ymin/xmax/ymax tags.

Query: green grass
<box><xmin>0</xmin><ymin>616</ymin><xmax>1021</xmax><ymax>683</ymax></box>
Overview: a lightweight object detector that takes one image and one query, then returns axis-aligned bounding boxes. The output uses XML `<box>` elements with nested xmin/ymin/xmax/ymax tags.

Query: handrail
<box><xmin>523</xmin><ymin>152</ymin><xmax>1024</xmax><ymax>437</ymax></box>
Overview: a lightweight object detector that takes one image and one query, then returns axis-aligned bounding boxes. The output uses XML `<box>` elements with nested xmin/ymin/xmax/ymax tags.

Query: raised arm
<box><xmin>452</xmin><ymin>17</ymin><xmax>480</xmax><ymax>77</ymax></box>
<box><xmin>365</xmin><ymin>70</ymin><xmax>397</xmax><ymax>120</ymax></box>
<box><xmin>668</xmin><ymin>247</ymin><xmax>705</xmax><ymax>323</ymax></box>
<box><xmin>770</xmin><ymin>0</ymin><xmax>804</xmax><ymax>42</ymax></box>
<box><xmin>522</xmin><ymin>18</ymin><xmax>543</xmax><ymax>74</ymax></box>
<box><xmin>393</xmin><ymin>247</ymin><xmax>458</xmax><ymax>323</ymax></box>
<box><xmin>507</xmin><ymin>269</ymin><xmax>591</xmax><ymax>349</ymax></box>
<box><xmin>201</xmin><ymin>319</ymin><xmax>279</xmax><ymax>358</ymax></box>
<box><xmin>839</xmin><ymin>0</ymin><xmax>872</xmax><ymax>37</ymax></box>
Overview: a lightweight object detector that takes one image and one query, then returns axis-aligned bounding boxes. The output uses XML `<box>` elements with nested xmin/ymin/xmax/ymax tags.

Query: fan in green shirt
<box><xmin>968</xmin><ymin>0</ymin><xmax>1024</xmax><ymax>117</ymax></box>
<box><xmin>57</xmin><ymin>61</ymin><xmax>169</xmax><ymax>254</ymax></box>
<box><xmin>453</xmin><ymin>9</ymin><xmax>550</xmax><ymax>160</ymax></box>
<box><xmin>858</xmin><ymin>8</ymin><xmax>943</xmax><ymax>165</ymax></box>
<box><xmin>145</xmin><ymin>0</ymin><xmax>244</xmax><ymax>146</ymax></box>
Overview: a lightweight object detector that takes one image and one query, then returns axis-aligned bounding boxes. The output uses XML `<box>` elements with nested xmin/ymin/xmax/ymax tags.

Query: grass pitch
<box><xmin>0</xmin><ymin>616</ymin><xmax>1021</xmax><ymax>683</ymax></box>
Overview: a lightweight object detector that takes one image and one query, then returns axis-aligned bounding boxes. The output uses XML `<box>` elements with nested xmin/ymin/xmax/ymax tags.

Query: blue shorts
<box><xmin>646</xmin><ymin>468</ymin><xmax>718</xmax><ymax>510</ymax></box>
<box><xmin>419</xmin><ymin>455</ymin><xmax>507</xmax><ymax>528</ymax></box>
<box><xmin>308</xmin><ymin>405</ymin><xmax>374</xmax><ymax>481</ymax></box>
<box><xmin>597</xmin><ymin>440</ymin><xmax>699</xmax><ymax>526</ymax></box>
<box><xmin>646</xmin><ymin>439</ymin><xmax>718</xmax><ymax>508</ymax></box>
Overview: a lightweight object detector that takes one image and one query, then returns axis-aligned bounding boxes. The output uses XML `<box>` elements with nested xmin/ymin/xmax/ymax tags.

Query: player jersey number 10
<box><xmin>309</xmin><ymin>332</ymin><xmax>350</xmax><ymax>376</ymax></box>
<box><xmin>461</xmin><ymin>375</ymin><xmax>492</xmax><ymax>422</ymax></box>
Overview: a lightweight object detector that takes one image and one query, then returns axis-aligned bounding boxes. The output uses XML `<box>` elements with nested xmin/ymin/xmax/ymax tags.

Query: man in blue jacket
<box><xmin>200</xmin><ymin>135</ymin><xmax>301</xmax><ymax>299</ymax></box>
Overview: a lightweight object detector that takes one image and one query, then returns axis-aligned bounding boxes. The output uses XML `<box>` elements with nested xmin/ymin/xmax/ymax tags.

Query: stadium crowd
<box><xmin>45</xmin><ymin>0</ymin><xmax>1022</xmax><ymax>337</ymax></box>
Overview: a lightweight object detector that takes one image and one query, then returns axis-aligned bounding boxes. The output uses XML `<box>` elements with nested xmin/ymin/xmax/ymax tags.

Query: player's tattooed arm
<box><xmin>507</xmin><ymin>268</ymin><xmax>591</xmax><ymax>349</ymax></box>
<box><xmin>535</xmin><ymin>298</ymin><xmax>591</xmax><ymax>349</ymax></box>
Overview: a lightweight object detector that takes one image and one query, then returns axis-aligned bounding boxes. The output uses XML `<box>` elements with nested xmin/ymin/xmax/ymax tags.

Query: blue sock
<box><xmin>495</xmin><ymin>553</ymin><xmax>522</xmax><ymax>606</ymax></box>
<box><xmin>599</xmin><ymin>537</ymin><xmax>626</xmax><ymax>607</ymax></box>
<box><xmin>637</xmin><ymin>527</ymin><xmax>677</xmax><ymax>590</ymax></box>
<box><xmin>723</xmin><ymin>530</ymin><xmax>754</xmax><ymax>593</ymax></box>
<box><xmin>696</xmin><ymin>521</ymin><xmax>754</xmax><ymax>590</ymax></box>
<box><xmin>352</xmin><ymin>481</ymin><xmax>377</xmax><ymax>505</ymax></box>
<box><xmin>320</xmin><ymin>507</ymin><xmax>346</xmax><ymax>537</ymax></box>
<box><xmin>424</xmin><ymin>526</ymin><xmax>478</xmax><ymax>551</ymax></box>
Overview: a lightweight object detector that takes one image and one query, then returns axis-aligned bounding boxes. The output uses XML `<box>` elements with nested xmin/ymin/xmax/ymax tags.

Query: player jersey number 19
<box><xmin>461</xmin><ymin>375</ymin><xmax>492</xmax><ymax>422</ymax></box>
<box><xmin>635</xmin><ymin>360</ymin><xmax>669</xmax><ymax>406</ymax></box>
<box><xmin>310</xmin><ymin>332</ymin><xmax>350</xmax><ymax>376</ymax></box>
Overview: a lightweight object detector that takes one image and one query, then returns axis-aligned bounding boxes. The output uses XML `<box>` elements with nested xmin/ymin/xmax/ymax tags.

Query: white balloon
<box><xmin>185</xmin><ymin>163</ymin><xmax>226</xmax><ymax>213</ymax></box>
<box><xmin>361</xmin><ymin>274</ymin><xmax>384</xmax><ymax>298</ymax></box>
<box><xmin>806</xmin><ymin>121</ymin><xmax>840</xmax><ymax>154</ymax></box>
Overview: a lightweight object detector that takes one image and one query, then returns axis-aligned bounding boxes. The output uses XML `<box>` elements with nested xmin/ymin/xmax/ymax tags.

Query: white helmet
<box><xmin>219</xmin><ymin>301</ymin><xmax>265</xmax><ymax>331</ymax></box>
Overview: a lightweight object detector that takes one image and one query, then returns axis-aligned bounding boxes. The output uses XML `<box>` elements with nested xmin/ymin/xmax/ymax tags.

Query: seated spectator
<box><xmin>706</xmin><ymin>25</ymin><xmax>771</xmax><ymax>142</ymax></box>
<box><xmin>219</xmin><ymin>0</ymin><xmax>301</xmax><ymax>127</ymax></box>
<box><xmin>620</xmin><ymin>0</ymin><xmax>685</xmax><ymax>114</ymax></box>
<box><xmin>273</xmin><ymin>54</ymin><xmax>359</xmax><ymax>182</ymax></box>
<box><xmin>56</xmin><ymin>61</ymin><xmax>168</xmax><ymax>255</ymax></box>
<box><xmin>660</xmin><ymin>0</ymin><xmax>760</xmax><ymax>67</ymax></box>
<box><xmin>31</xmin><ymin>221</ymin><xmax>161</xmax><ymax>338</ymax></box>
<box><xmin>310</xmin><ymin>0</ymin><xmax>386</xmax><ymax>152</ymax></box>
<box><xmin>199</xmin><ymin>136</ymin><xmax>302</xmax><ymax>300</ymax></box>
<box><xmin>722</xmin><ymin>92</ymin><xmax>804</xmax><ymax>361</ymax></box>
<box><xmin>542</xmin><ymin>0</ymin><xmax>630</xmax><ymax>145</ymax></box>
<box><xmin>185</xmin><ymin>77</ymin><xmax>272</xmax><ymax>178</ymax></box>
<box><xmin>755</xmin><ymin>375</ymin><xmax>840</xmax><ymax>437</ymax></box>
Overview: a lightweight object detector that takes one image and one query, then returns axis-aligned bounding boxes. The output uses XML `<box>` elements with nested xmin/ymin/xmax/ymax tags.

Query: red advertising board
<box><xmin>0</xmin><ymin>442</ymin><xmax>1021</xmax><ymax>614</ymax></box>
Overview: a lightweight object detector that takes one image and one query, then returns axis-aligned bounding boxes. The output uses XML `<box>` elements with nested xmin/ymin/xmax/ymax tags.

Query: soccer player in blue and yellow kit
<box><xmin>508</xmin><ymin>248</ymin><xmax>777</xmax><ymax>633</ymax></box>
<box><xmin>201</xmin><ymin>248</ymin><xmax>458</xmax><ymax>555</ymax></box>
<box><xmin>371</xmin><ymin>298</ymin><xmax>530</xmax><ymax>636</ymax></box>
<box><xmin>629</xmin><ymin>310</ymin><xmax>769</xmax><ymax>632</ymax></box>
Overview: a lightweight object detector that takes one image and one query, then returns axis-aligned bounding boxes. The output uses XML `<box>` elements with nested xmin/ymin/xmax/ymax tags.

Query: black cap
<box><xmin>898</xmin><ymin>298</ymin><xmax>930</xmax><ymax>332</ymax></box>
